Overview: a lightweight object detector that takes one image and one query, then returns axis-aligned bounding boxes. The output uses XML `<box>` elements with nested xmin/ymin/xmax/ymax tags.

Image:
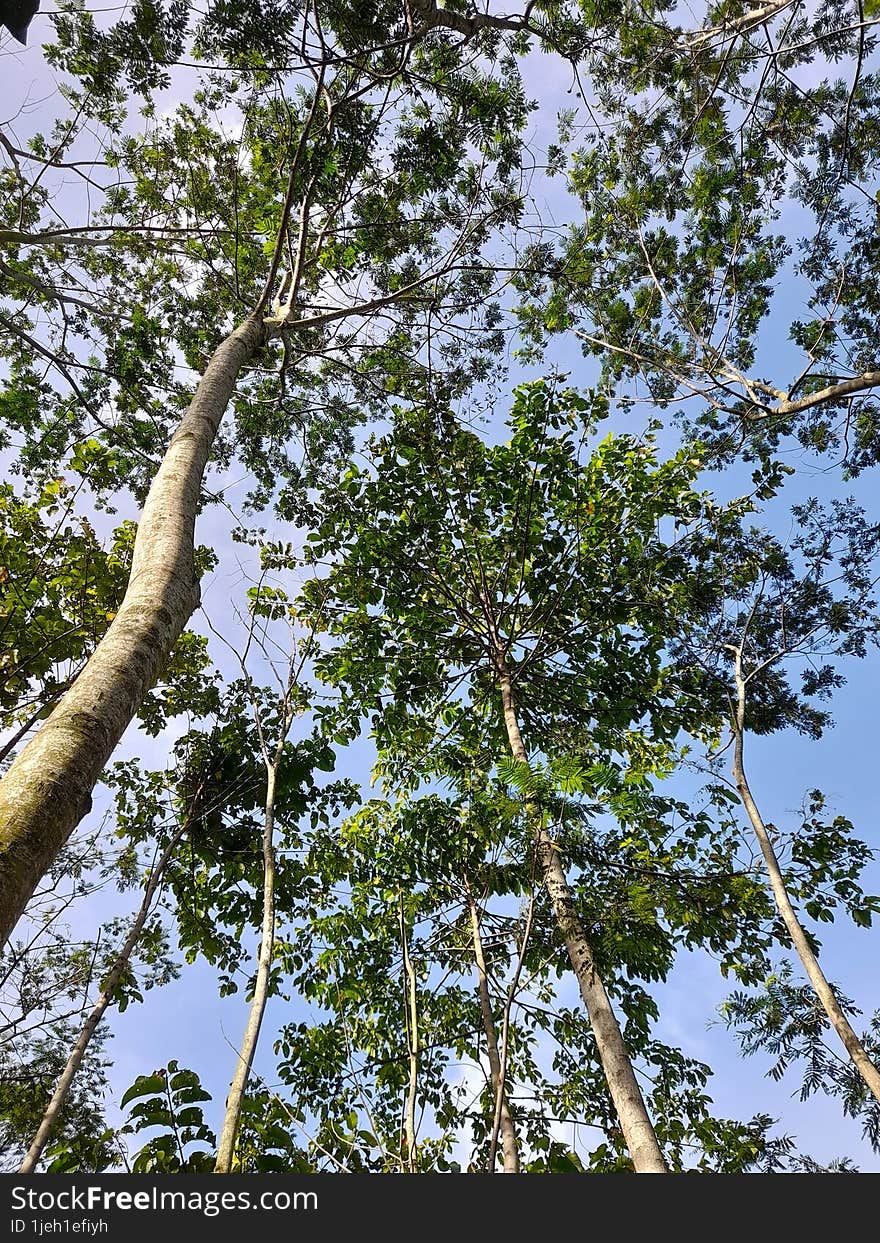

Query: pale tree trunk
<box><xmin>399</xmin><ymin>897</ymin><xmax>419</xmax><ymax>1173</ymax></box>
<box><xmin>19</xmin><ymin>824</ymin><xmax>186</xmax><ymax>1173</ymax></box>
<box><xmin>730</xmin><ymin>651</ymin><xmax>880</xmax><ymax>1102</ymax></box>
<box><xmin>0</xmin><ymin>314</ymin><xmax>266</xmax><ymax>947</ymax></box>
<box><xmin>495</xmin><ymin>654</ymin><xmax>668</xmax><ymax>1173</ymax></box>
<box><xmin>465</xmin><ymin>883</ymin><xmax>520</xmax><ymax>1173</ymax></box>
<box><xmin>214</xmin><ymin>761</ymin><xmax>279</xmax><ymax>1173</ymax></box>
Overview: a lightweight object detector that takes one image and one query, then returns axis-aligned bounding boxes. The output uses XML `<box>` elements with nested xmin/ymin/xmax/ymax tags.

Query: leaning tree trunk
<box><xmin>495</xmin><ymin>653</ymin><xmax>668</xmax><ymax>1173</ymax></box>
<box><xmin>0</xmin><ymin>314</ymin><xmax>266</xmax><ymax>947</ymax></box>
<box><xmin>214</xmin><ymin>759</ymin><xmax>278</xmax><ymax>1173</ymax></box>
<box><xmin>731</xmin><ymin>653</ymin><xmax>880</xmax><ymax>1103</ymax></box>
<box><xmin>19</xmin><ymin>824</ymin><xmax>186</xmax><ymax>1173</ymax></box>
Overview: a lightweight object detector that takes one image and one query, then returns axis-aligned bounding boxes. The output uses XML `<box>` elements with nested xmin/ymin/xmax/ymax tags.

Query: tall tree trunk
<box><xmin>465</xmin><ymin>883</ymin><xmax>520</xmax><ymax>1173</ymax></box>
<box><xmin>0</xmin><ymin>314</ymin><xmax>266</xmax><ymax>947</ymax></box>
<box><xmin>214</xmin><ymin>759</ymin><xmax>279</xmax><ymax>1173</ymax></box>
<box><xmin>399</xmin><ymin>897</ymin><xmax>419</xmax><ymax>1173</ymax></box>
<box><xmin>731</xmin><ymin>652</ymin><xmax>880</xmax><ymax>1103</ymax></box>
<box><xmin>19</xmin><ymin>825</ymin><xmax>186</xmax><ymax>1173</ymax></box>
<box><xmin>495</xmin><ymin>653</ymin><xmax>668</xmax><ymax>1173</ymax></box>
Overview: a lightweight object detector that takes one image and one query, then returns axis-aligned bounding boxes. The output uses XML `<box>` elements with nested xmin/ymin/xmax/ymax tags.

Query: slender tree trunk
<box><xmin>465</xmin><ymin>884</ymin><xmax>520</xmax><ymax>1173</ymax></box>
<box><xmin>731</xmin><ymin>654</ymin><xmax>880</xmax><ymax>1103</ymax></box>
<box><xmin>0</xmin><ymin>314</ymin><xmax>267</xmax><ymax>947</ymax></box>
<box><xmin>214</xmin><ymin>760</ymin><xmax>279</xmax><ymax>1173</ymax></box>
<box><xmin>399</xmin><ymin>897</ymin><xmax>419</xmax><ymax>1173</ymax></box>
<box><xmin>19</xmin><ymin>825</ymin><xmax>186</xmax><ymax>1173</ymax></box>
<box><xmin>495</xmin><ymin>654</ymin><xmax>668</xmax><ymax>1173</ymax></box>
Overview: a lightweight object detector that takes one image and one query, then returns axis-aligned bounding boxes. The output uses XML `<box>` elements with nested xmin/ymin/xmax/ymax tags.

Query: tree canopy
<box><xmin>1</xmin><ymin>0</ymin><xmax>880</xmax><ymax>1176</ymax></box>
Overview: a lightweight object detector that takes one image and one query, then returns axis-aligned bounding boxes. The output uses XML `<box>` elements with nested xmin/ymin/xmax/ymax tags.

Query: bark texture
<box><xmin>496</xmin><ymin>655</ymin><xmax>668</xmax><ymax>1173</ymax></box>
<box><xmin>0</xmin><ymin>315</ymin><xmax>266</xmax><ymax>947</ymax></box>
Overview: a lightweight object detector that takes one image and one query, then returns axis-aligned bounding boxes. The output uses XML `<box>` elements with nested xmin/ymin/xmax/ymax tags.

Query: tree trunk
<box><xmin>495</xmin><ymin>654</ymin><xmax>668</xmax><ymax>1173</ymax></box>
<box><xmin>465</xmin><ymin>885</ymin><xmax>520</xmax><ymax>1173</ymax></box>
<box><xmin>399</xmin><ymin>897</ymin><xmax>419</xmax><ymax>1173</ymax></box>
<box><xmin>214</xmin><ymin>759</ymin><xmax>279</xmax><ymax>1173</ymax></box>
<box><xmin>731</xmin><ymin>655</ymin><xmax>880</xmax><ymax>1103</ymax></box>
<box><xmin>19</xmin><ymin>825</ymin><xmax>185</xmax><ymax>1173</ymax></box>
<box><xmin>0</xmin><ymin>314</ymin><xmax>266</xmax><ymax>947</ymax></box>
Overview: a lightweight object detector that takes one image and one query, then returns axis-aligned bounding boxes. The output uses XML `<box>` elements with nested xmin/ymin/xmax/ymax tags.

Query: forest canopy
<box><xmin>1</xmin><ymin>0</ymin><xmax>880</xmax><ymax>1175</ymax></box>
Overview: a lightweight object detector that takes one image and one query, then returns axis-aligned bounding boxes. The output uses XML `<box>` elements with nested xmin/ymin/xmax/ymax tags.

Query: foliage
<box><xmin>119</xmin><ymin>1061</ymin><xmax>215</xmax><ymax>1173</ymax></box>
<box><xmin>0</xmin><ymin>1024</ymin><xmax>115</xmax><ymax>1173</ymax></box>
<box><xmin>721</xmin><ymin>962</ymin><xmax>880</xmax><ymax>1153</ymax></box>
<box><xmin>286</xmin><ymin>380</ymin><xmax>835</xmax><ymax>1167</ymax></box>
<box><xmin>2</xmin><ymin>0</ymin><xmax>879</xmax><ymax>1177</ymax></box>
<box><xmin>0</xmin><ymin>481</ymin><xmax>222</xmax><ymax>748</ymax></box>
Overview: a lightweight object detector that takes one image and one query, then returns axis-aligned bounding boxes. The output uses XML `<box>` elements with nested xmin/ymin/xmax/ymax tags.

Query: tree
<box><xmin>464</xmin><ymin>869</ymin><xmax>521</xmax><ymax>1172</ymax></box>
<box><xmin>294</xmin><ymin>378</ymin><xmax>791</xmax><ymax>1169</ymax></box>
<box><xmin>0</xmin><ymin>0</ymin><xmax>534</xmax><ymax>943</ymax></box>
<box><xmin>267</xmin><ymin>774</ymin><xmax>792</xmax><ymax>1172</ymax></box>
<box><xmin>1</xmin><ymin>821</ymin><xmax>177</xmax><ymax>1172</ymax></box>
<box><xmin>213</xmin><ymin>593</ymin><xmax>331</xmax><ymax>1172</ymax></box>
<box><xmin>2</xmin><ymin>0</ymin><xmax>879</xmax><ymax>1174</ymax></box>
<box><xmin>18</xmin><ymin>823</ymin><xmax>187</xmax><ymax>1172</ymax></box>
<box><xmin>674</xmin><ymin>498</ymin><xmax>880</xmax><ymax>1101</ymax></box>
<box><xmin>516</xmin><ymin>2</ymin><xmax>880</xmax><ymax>475</ymax></box>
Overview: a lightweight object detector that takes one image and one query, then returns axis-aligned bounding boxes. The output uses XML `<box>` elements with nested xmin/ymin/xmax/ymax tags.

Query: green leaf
<box><xmin>120</xmin><ymin>1072</ymin><xmax>167</xmax><ymax>1109</ymax></box>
